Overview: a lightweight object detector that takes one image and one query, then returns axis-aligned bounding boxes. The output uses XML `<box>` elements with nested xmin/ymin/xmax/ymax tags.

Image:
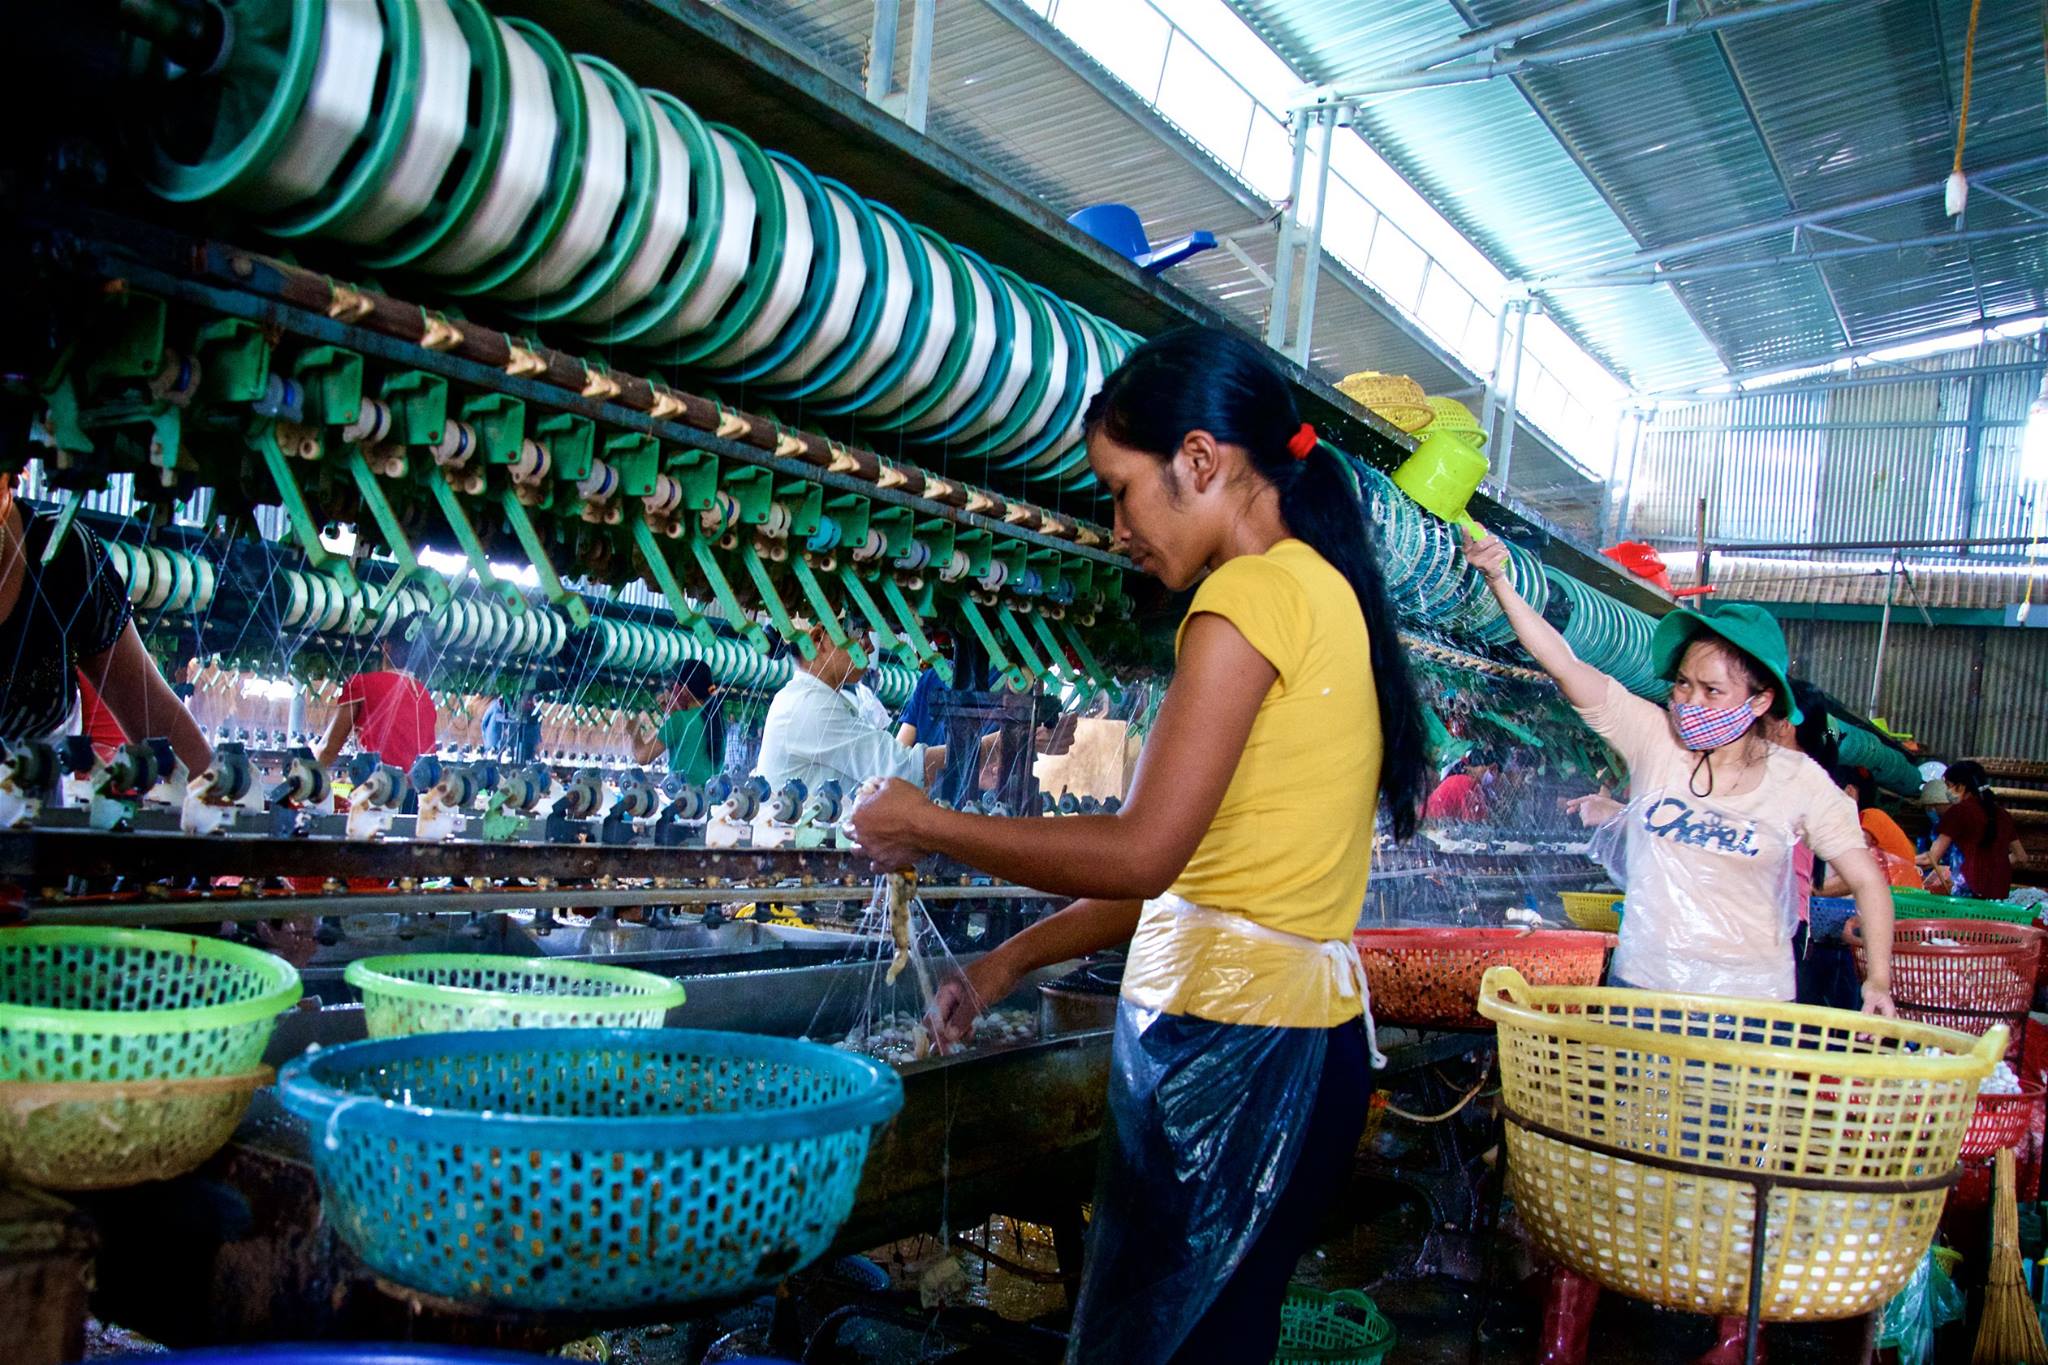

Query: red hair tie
<box><xmin>1287</xmin><ymin>422</ymin><xmax>1318</xmax><ymax>461</ymax></box>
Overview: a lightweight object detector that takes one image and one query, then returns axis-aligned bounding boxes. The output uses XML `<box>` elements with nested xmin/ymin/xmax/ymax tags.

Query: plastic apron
<box><xmin>1065</xmin><ymin>895</ymin><xmax>1378</xmax><ymax>1365</ymax></box>
<box><xmin>1591</xmin><ymin>785</ymin><xmax>1800</xmax><ymax>1000</ymax></box>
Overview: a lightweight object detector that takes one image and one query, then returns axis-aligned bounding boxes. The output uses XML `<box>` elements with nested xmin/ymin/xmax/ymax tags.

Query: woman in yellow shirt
<box><xmin>850</xmin><ymin>326</ymin><xmax>1428</xmax><ymax>1364</ymax></box>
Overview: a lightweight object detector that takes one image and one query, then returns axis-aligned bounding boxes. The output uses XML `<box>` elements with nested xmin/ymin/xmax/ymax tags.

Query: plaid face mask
<box><xmin>1671</xmin><ymin>700</ymin><xmax>1759</xmax><ymax>752</ymax></box>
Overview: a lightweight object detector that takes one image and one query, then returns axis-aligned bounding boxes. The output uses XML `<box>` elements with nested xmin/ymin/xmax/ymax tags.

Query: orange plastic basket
<box><xmin>1354</xmin><ymin>927</ymin><xmax>1616</xmax><ymax>1030</ymax></box>
<box><xmin>1847</xmin><ymin>917</ymin><xmax>2042</xmax><ymax>1054</ymax></box>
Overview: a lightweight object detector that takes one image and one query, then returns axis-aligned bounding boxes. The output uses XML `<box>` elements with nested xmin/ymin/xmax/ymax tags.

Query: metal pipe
<box><xmin>1293</xmin><ymin>0</ymin><xmax>1639</xmax><ymax>104</ymax></box>
<box><xmin>1328</xmin><ymin>0</ymin><xmax>1867</xmax><ymax>96</ymax></box>
<box><xmin>1266</xmin><ymin>112</ymin><xmax>1312</xmax><ymax>351</ymax></box>
<box><xmin>864</xmin><ymin>0</ymin><xmax>901</xmax><ymax>106</ymax></box>
<box><xmin>1480</xmin><ymin>302</ymin><xmax>1512</xmax><ymax>445</ymax></box>
<box><xmin>1651</xmin><ymin>344</ymin><xmax>2047</xmax><ymax>401</ymax></box>
<box><xmin>1291</xmin><ymin>108</ymin><xmax>1338</xmax><ymax>366</ymax></box>
<box><xmin>1538</xmin><ymin>222</ymin><xmax>2046</xmax><ymax>286</ymax></box>
<box><xmin>1494</xmin><ymin>299</ymin><xmax>1531</xmax><ymax>495</ymax></box>
<box><xmin>905</xmin><ymin>0</ymin><xmax>936</xmax><ymax>134</ymax></box>
<box><xmin>1869</xmin><ymin>552</ymin><xmax>1900</xmax><ymax>716</ymax></box>
<box><xmin>1541</xmin><ymin>152</ymin><xmax>2048</xmax><ymax>281</ymax></box>
<box><xmin>1693</xmin><ymin>533</ymin><xmax>2048</xmax><ymax>553</ymax></box>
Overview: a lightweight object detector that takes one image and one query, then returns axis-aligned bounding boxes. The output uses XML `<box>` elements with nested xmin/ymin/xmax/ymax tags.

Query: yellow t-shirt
<box><xmin>1134</xmin><ymin>539</ymin><xmax>1382</xmax><ymax>1027</ymax></box>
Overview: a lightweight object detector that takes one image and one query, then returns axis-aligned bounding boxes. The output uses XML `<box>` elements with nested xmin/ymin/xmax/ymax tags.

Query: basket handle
<box><xmin>1478</xmin><ymin>964</ymin><xmax>1531</xmax><ymax>1007</ymax></box>
<box><xmin>1970</xmin><ymin>1024</ymin><xmax>2012</xmax><ymax>1068</ymax></box>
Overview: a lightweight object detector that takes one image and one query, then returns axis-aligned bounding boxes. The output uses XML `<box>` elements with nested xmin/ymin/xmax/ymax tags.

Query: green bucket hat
<box><xmin>1649</xmin><ymin>604</ymin><xmax>1801</xmax><ymax>725</ymax></box>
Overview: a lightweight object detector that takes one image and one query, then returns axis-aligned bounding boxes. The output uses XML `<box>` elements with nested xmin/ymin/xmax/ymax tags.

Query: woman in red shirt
<box><xmin>1919</xmin><ymin>760</ymin><xmax>2025</xmax><ymax>899</ymax></box>
<box><xmin>315</xmin><ymin>612</ymin><xmax>441</xmax><ymax>779</ymax></box>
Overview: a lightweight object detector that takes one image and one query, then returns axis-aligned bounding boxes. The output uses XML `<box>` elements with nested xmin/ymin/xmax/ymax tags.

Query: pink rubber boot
<box><xmin>1691</xmin><ymin>1314</ymin><xmax>1765</xmax><ymax>1365</ymax></box>
<box><xmin>1536</xmin><ymin>1265</ymin><xmax>1602</xmax><ymax>1365</ymax></box>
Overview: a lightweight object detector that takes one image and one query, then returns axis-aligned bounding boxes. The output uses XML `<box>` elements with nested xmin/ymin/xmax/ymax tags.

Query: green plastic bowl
<box><xmin>345</xmin><ymin>954</ymin><xmax>687</xmax><ymax>1037</ymax></box>
<box><xmin>0</xmin><ymin>927</ymin><xmax>302</xmax><ymax>1082</ymax></box>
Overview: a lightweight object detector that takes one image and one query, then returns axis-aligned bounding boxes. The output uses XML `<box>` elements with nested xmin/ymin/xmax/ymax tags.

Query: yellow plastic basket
<box><xmin>1479</xmin><ymin>967</ymin><xmax>2002</xmax><ymax>1322</ymax></box>
<box><xmin>1335</xmin><ymin>372</ymin><xmax>1434</xmax><ymax>433</ymax></box>
<box><xmin>1560</xmin><ymin>891</ymin><xmax>1624</xmax><ymax>933</ymax></box>
<box><xmin>1421</xmin><ymin>396</ymin><xmax>1487</xmax><ymax>447</ymax></box>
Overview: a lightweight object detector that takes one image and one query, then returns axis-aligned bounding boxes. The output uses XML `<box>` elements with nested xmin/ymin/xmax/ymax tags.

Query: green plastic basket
<box><xmin>1890</xmin><ymin>887</ymin><xmax>2037</xmax><ymax>925</ymax></box>
<box><xmin>0</xmin><ymin>927</ymin><xmax>301</xmax><ymax>1082</ymax></box>
<box><xmin>345</xmin><ymin>954</ymin><xmax>687</xmax><ymax>1037</ymax></box>
<box><xmin>1273</xmin><ymin>1285</ymin><xmax>1396</xmax><ymax>1364</ymax></box>
<box><xmin>0</xmin><ymin>1065</ymin><xmax>272</xmax><ymax>1191</ymax></box>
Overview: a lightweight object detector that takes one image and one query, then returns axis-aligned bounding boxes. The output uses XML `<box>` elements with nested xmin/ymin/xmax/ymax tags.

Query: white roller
<box><xmin>861</xmin><ymin>238</ymin><xmax>955</xmax><ymax>416</ymax></box>
<box><xmin>417</xmin><ymin>19</ymin><xmax>555</xmax><ymax>276</ymax></box>
<box><xmin>966</xmin><ymin>278</ymin><xmax>1035</xmax><ymax>439</ymax></box>
<box><xmin>816</xmin><ymin>210</ymin><xmax>912</xmax><ymax>401</ymax></box>
<box><xmin>989</xmin><ymin>295</ymin><xmax>1070</xmax><ymax>458</ymax></box>
<box><xmin>245</xmin><ymin>0</ymin><xmax>383</xmax><ymax>211</ymax></box>
<box><xmin>1029</xmin><ymin>317</ymin><xmax>1105</xmax><ymax>470</ymax></box>
<box><xmin>905</xmin><ymin>257</ymin><xmax>998</xmax><ymax>431</ymax></box>
<box><xmin>705</xmin><ymin>162</ymin><xmax>813</xmax><ymax>365</ymax></box>
<box><xmin>327</xmin><ymin>0</ymin><xmax>469</xmax><ymax>243</ymax></box>
<box><xmin>760</xmin><ymin>187</ymin><xmax>865</xmax><ymax>384</ymax></box>
<box><xmin>497</xmin><ymin>59</ymin><xmax>626</xmax><ymax>298</ymax></box>
<box><xmin>639</xmin><ymin>129</ymin><xmax>754</xmax><ymax>344</ymax></box>
<box><xmin>568</xmin><ymin>91</ymin><xmax>691</xmax><ymax>324</ymax></box>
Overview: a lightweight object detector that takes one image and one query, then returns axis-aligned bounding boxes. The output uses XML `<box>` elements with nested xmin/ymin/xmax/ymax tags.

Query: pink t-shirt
<box><xmin>1576</xmin><ymin>679</ymin><xmax>1863</xmax><ymax>1000</ymax></box>
<box><xmin>339</xmin><ymin>671</ymin><xmax>437</xmax><ymax>774</ymax></box>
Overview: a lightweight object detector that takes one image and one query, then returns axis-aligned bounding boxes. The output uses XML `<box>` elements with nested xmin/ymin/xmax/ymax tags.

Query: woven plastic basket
<box><xmin>1889</xmin><ymin>887</ymin><xmax>2036</xmax><ymax>926</ymax></box>
<box><xmin>1272</xmin><ymin>1285</ymin><xmax>1396</xmax><ymax>1364</ymax></box>
<box><xmin>1480</xmin><ymin>966</ymin><xmax>2002</xmax><ymax>1320</ymax></box>
<box><xmin>1353</xmin><ymin>928</ymin><xmax>1615</xmax><ymax>1030</ymax></box>
<box><xmin>344</xmin><ymin>954</ymin><xmax>687</xmax><ymax>1038</ymax></box>
<box><xmin>1335</xmin><ymin>372</ymin><xmax>1433</xmax><ymax>433</ymax></box>
<box><xmin>0</xmin><ymin>927</ymin><xmax>301</xmax><ymax>1082</ymax></box>
<box><xmin>0</xmin><ymin>1066</ymin><xmax>272</xmax><ymax>1191</ymax></box>
<box><xmin>277</xmin><ymin>1028</ymin><xmax>903</xmax><ymax>1312</ymax></box>
<box><xmin>1958</xmin><ymin>1084</ymin><xmax>2045</xmax><ymax>1160</ymax></box>
<box><xmin>1560</xmin><ymin>892</ymin><xmax>1624</xmax><ymax>933</ymax></box>
<box><xmin>1420</xmin><ymin>396</ymin><xmax>1486</xmax><ymax>447</ymax></box>
<box><xmin>1846</xmin><ymin>916</ymin><xmax>2041</xmax><ymax>1052</ymax></box>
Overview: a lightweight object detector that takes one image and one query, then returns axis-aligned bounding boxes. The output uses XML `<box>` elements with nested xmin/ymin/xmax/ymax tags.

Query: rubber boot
<box><xmin>1536</xmin><ymin>1265</ymin><xmax>1601</xmax><ymax>1365</ymax></box>
<box><xmin>1690</xmin><ymin>1314</ymin><xmax>1765</xmax><ymax>1365</ymax></box>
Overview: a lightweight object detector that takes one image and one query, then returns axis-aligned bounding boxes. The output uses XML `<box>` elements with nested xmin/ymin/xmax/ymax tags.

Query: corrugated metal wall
<box><xmin>1625</xmin><ymin>337</ymin><xmax>2048</xmax><ymax>553</ymax></box>
<box><xmin>1781</xmin><ymin>618</ymin><xmax>2048</xmax><ymax>761</ymax></box>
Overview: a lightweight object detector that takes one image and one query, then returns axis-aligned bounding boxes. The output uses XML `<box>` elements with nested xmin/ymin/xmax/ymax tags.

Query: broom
<box><xmin>1973</xmin><ymin>1146</ymin><xmax>2048</xmax><ymax>1364</ymax></box>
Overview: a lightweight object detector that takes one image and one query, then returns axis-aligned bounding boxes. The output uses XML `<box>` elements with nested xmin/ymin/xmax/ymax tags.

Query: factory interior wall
<box><xmin>1778</xmin><ymin>617</ymin><xmax>2048</xmax><ymax>762</ymax></box>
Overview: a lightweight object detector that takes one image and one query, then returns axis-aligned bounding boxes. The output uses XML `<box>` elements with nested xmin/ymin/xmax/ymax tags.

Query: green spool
<box><xmin>360</xmin><ymin>0</ymin><xmax>506</xmax><ymax>267</ymax></box>
<box><xmin>810</xmin><ymin>200</ymin><xmax>935</xmax><ymax>417</ymax></box>
<box><xmin>267</xmin><ymin>0</ymin><xmax>426</xmax><ymax>239</ymax></box>
<box><xmin>907</xmin><ymin>246</ymin><xmax>1020</xmax><ymax>445</ymax></box>
<box><xmin>345</xmin><ymin>954</ymin><xmax>685</xmax><ymax>1038</ymax></box>
<box><xmin>758</xmin><ymin>180</ymin><xmax>889</xmax><ymax>401</ymax></box>
<box><xmin>594</xmin><ymin>92</ymin><xmax>723</xmax><ymax>345</ymax></box>
<box><xmin>1024</xmin><ymin>307</ymin><xmax>1119</xmax><ymax>486</ymax></box>
<box><xmin>1011</xmin><ymin>299</ymin><xmax>1103</xmax><ymax>475</ymax></box>
<box><xmin>991</xmin><ymin>288</ymin><xmax>1087</xmax><ymax>469</ymax></box>
<box><xmin>503</xmin><ymin>58</ymin><xmax>658</xmax><ymax>323</ymax></box>
<box><xmin>657</xmin><ymin>124</ymin><xmax>787</xmax><ymax>367</ymax></box>
<box><xmin>442</xmin><ymin>19</ymin><xmax>585</xmax><ymax>297</ymax></box>
<box><xmin>863</xmin><ymin>230</ymin><xmax>981</xmax><ymax>432</ymax></box>
<box><xmin>703</xmin><ymin>150</ymin><xmax>841</xmax><ymax>382</ymax></box>
<box><xmin>136</xmin><ymin>0</ymin><xmax>327</xmax><ymax>204</ymax></box>
<box><xmin>948</xmin><ymin>265</ymin><xmax>1056</xmax><ymax>458</ymax></box>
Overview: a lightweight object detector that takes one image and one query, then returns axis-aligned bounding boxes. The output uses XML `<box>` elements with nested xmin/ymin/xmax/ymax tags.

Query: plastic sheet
<box><xmin>1065</xmin><ymin>896</ymin><xmax>1372</xmax><ymax>1363</ymax></box>
<box><xmin>1589</xmin><ymin>793</ymin><xmax>1799</xmax><ymax>999</ymax></box>
<box><xmin>1876</xmin><ymin>1248</ymin><xmax>1964</xmax><ymax>1365</ymax></box>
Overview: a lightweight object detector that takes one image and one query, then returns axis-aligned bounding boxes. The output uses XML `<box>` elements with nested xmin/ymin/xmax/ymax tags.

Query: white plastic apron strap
<box><xmin>1149</xmin><ymin>894</ymin><xmax>1387</xmax><ymax>1069</ymax></box>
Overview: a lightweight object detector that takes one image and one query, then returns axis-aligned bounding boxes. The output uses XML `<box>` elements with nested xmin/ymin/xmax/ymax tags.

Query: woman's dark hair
<box><xmin>382</xmin><ymin>611</ymin><xmax>443</xmax><ymax>679</ymax></box>
<box><xmin>1790</xmin><ymin>681</ymin><xmax>1835</xmax><ymax>765</ymax></box>
<box><xmin>1083</xmin><ymin>325</ymin><xmax>1430</xmax><ymax>840</ymax></box>
<box><xmin>672</xmin><ymin>658</ymin><xmax>726</xmax><ymax>767</ymax></box>
<box><xmin>1944</xmin><ymin>760</ymin><xmax>2004</xmax><ymax>849</ymax></box>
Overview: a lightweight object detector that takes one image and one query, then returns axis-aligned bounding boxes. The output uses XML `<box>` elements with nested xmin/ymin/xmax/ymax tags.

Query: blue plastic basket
<box><xmin>1809</xmin><ymin>896</ymin><xmax>1858</xmax><ymax>944</ymax></box>
<box><xmin>277</xmin><ymin>1029</ymin><xmax>903</xmax><ymax>1313</ymax></box>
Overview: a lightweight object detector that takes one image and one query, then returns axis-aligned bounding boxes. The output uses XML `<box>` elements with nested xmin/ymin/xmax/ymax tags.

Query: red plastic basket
<box><xmin>1960</xmin><ymin>1084</ymin><xmax>2046</xmax><ymax>1159</ymax></box>
<box><xmin>1354</xmin><ymin>927</ymin><xmax>1616</xmax><ymax>1030</ymax></box>
<box><xmin>1847</xmin><ymin>917</ymin><xmax>2042</xmax><ymax>1055</ymax></box>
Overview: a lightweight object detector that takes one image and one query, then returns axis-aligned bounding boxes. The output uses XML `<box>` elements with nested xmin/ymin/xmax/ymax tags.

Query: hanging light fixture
<box><xmin>1945</xmin><ymin>0</ymin><xmax>1985</xmax><ymax>217</ymax></box>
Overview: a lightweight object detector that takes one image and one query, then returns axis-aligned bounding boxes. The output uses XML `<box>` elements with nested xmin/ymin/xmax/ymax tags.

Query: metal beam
<box><xmin>1351</xmin><ymin>0</ymin><xmax>1640</xmax><ymax>84</ymax></box>
<box><xmin>1291</xmin><ymin>107</ymin><xmax>1338</xmax><ymax>366</ymax></box>
<box><xmin>1650</xmin><ymin>321</ymin><xmax>2048</xmax><ymax>398</ymax></box>
<box><xmin>1537</xmin><ymin>152</ymin><xmax>2048</xmax><ymax>281</ymax></box>
<box><xmin>864</xmin><ymin>0</ymin><xmax>900</xmax><ymax>105</ymax></box>
<box><xmin>905</xmin><ymin>0</ymin><xmax>935</xmax><ymax>134</ymax></box>
<box><xmin>1539</xmin><ymin>222</ymin><xmax>2047</xmax><ymax>286</ymax></box>
<box><xmin>1318</xmin><ymin>0</ymin><xmax>1870</xmax><ymax>97</ymax></box>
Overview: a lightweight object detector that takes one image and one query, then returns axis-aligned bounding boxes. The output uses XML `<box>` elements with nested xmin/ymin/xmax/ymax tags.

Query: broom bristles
<box><xmin>1973</xmin><ymin>1147</ymin><xmax>2048</xmax><ymax>1365</ymax></box>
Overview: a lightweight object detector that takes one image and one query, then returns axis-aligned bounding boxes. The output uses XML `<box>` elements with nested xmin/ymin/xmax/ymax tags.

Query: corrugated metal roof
<box><xmin>1226</xmin><ymin>0</ymin><xmax>2048</xmax><ymax>388</ymax></box>
<box><xmin>1625</xmin><ymin>335</ymin><xmax>2048</xmax><ymax>551</ymax></box>
<box><xmin>1779</xmin><ymin>618</ymin><xmax>2048</xmax><ymax>761</ymax></box>
<box><xmin>1666</xmin><ymin>555</ymin><xmax>2044</xmax><ymax>610</ymax></box>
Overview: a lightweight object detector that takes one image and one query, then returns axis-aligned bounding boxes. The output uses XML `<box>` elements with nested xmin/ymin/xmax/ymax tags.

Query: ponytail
<box><xmin>1084</xmin><ymin>326</ymin><xmax>1431</xmax><ymax>840</ymax></box>
<box><xmin>1945</xmin><ymin>760</ymin><xmax>2004</xmax><ymax>849</ymax></box>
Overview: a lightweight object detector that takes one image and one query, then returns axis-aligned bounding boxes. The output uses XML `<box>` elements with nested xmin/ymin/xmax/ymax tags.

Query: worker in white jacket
<box><xmin>753</xmin><ymin>621</ymin><xmax>947</xmax><ymax>793</ymax></box>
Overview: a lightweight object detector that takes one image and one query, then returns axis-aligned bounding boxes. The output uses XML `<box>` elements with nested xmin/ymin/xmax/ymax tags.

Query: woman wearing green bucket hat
<box><xmin>1465</xmin><ymin>528</ymin><xmax>1897</xmax><ymax>1365</ymax></box>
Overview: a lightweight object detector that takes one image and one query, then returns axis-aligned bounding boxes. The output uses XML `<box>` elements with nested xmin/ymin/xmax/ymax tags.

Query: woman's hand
<box><xmin>1461</xmin><ymin>526</ymin><xmax>1510</xmax><ymax>582</ymax></box>
<box><xmin>1564</xmin><ymin>792</ymin><xmax>1623</xmax><ymax>827</ymax></box>
<box><xmin>929</xmin><ymin>954</ymin><xmax>1021</xmax><ymax>1047</ymax></box>
<box><xmin>848</xmin><ymin>777</ymin><xmax>936</xmax><ymax>871</ymax></box>
<box><xmin>1860</xmin><ymin>984</ymin><xmax>1897</xmax><ymax>1019</ymax></box>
